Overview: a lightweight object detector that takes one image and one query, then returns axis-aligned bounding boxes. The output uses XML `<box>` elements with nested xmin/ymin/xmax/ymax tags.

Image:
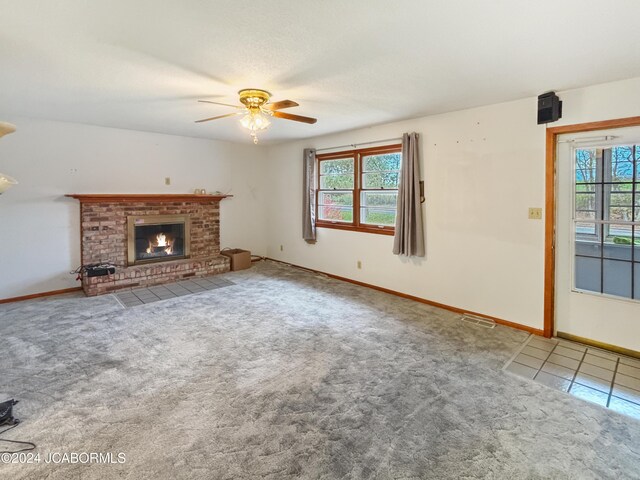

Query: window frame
<box><xmin>316</xmin><ymin>144</ymin><xmax>401</xmax><ymax>236</ymax></box>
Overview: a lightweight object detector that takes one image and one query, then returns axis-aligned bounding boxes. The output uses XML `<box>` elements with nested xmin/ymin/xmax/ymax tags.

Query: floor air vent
<box><xmin>461</xmin><ymin>314</ymin><xmax>496</xmax><ymax>329</ymax></box>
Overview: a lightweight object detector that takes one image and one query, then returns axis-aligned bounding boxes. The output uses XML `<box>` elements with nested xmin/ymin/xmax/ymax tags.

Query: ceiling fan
<box><xmin>195</xmin><ymin>89</ymin><xmax>317</xmax><ymax>144</ymax></box>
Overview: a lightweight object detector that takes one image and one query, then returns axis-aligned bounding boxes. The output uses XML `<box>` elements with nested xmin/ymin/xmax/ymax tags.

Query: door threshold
<box><xmin>557</xmin><ymin>332</ymin><xmax>640</xmax><ymax>360</ymax></box>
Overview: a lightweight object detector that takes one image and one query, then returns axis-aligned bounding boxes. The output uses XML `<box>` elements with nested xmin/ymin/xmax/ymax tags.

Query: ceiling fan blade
<box><xmin>198</xmin><ymin>100</ymin><xmax>241</xmax><ymax>108</ymax></box>
<box><xmin>195</xmin><ymin>112</ymin><xmax>238</xmax><ymax>123</ymax></box>
<box><xmin>265</xmin><ymin>100</ymin><xmax>299</xmax><ymax>111</ymax></box>
<box><xmin>272</xmin><ymin>111</ymin><xmax>317</xmax><ymax>124</ymax></box>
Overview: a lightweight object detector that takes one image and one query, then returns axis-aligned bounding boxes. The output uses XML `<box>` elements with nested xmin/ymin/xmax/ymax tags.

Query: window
<box><xmin>316</xmin><ymin>145</ymin><xmax>401</xmax><ymax>235</ymax></box>
<box><xmin>574</xmin><ymin>145</ymin><xmax>640</xmax><ymax>299</ymax></box>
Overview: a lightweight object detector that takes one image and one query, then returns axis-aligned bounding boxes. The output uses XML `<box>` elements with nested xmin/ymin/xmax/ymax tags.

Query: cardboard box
<box><xmin>221</xmin><ymin>249</ymin><xmax>251</xmax><ymax>271</ymax></box>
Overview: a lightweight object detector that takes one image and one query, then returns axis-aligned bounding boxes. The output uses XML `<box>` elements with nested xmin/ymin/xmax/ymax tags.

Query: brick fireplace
<box><xmin>66</xmin><ymin>194</ymin><xmax>231</xmax><ymax>296</ymax></box>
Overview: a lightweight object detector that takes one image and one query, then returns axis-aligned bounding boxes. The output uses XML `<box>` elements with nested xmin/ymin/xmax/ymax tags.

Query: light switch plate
<box><xmin>528</xmin><ymin>207</ymin><xmax>543</xmax><ymax>220</ymax></box>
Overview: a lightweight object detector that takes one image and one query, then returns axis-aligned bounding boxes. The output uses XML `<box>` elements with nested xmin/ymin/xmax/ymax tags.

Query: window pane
<box><xmin>575</xmin><ymin>234</ymin><xmax>601</xmax><ymax>258</ymax></box>
<box><xmin>320</xmin><ymin>158</ymin><xmax>354</xmax><ymax>174</ymax></box>
<box><xmin>320</xmin><ymin>174</ymin><xmax>354</xmax><ymax>189</ymax></box>
<box><xmin>576</xmin><ymin>221</ymin><xmax>598</xmax><ymax>238</ymax></box>
<box><xmin>575</xmin><ymin>148</ymin><xmax>597</xmax><ymax>184</ymax></box>
<box><xmin>576</xmin><ymin>210</ymin><xmax>596</xmax><ymax>221</ymax></box>
<box><xmin>362</xmin><ymin>172</ymin><xmax>399</xmax><ymax>189</ymax></box>
<box><xmin>576</xmin><ymin>183</ymin><xmax>598</xmax><ymax>223</ymax></box>
<box><xmin>635</xmin><ymin>195</ymin><xmax>640</xmax><ymax>221</ymax></box>
<box><xmin>608</xmin><ymin>205</ymin><xmax>633</xmax><ymax>222</ymax></box>
<box><xmin>318</xmin><ymin>206</ymin><xmax>353</xmax><ymax>223</ymax></box>
<box><xmin>608</xmin><ymin>146</ymin><xmax>634</xmax><ymax>182</ymax></box>
<box><xmin>609</xmin><ymin>186</ymin><xmax>632</xmax><ymax>202</ymax></box>
<box><xmin>575</xmin><ymin>192</ymin><xmax>596</xmax><ymax>211</ymax></box>
<box><xmin>575</xmin><ymin>183</ymin><xmax>597</xmax><ymax>193</ymax></box>
<box><xmin>361</xmin><ymin>191</ymin><xmax>397</xmax><ymax>207</ymax></box>
<box><xmin>318</xmin><ymin>191</ymin><xmax>353</xmax><ymax>207</ymax></box>
<box><xmin>360</xmin><ymin>207</ymin><xmax>396</xmax><ymax>226</ymax></box>
<box><xmin>603</xmin><ymin>259</ymin><xmax>632</xmax><ymax>298</ymax></box>
<box><xmin>604</xmin><ymin>224</ymin><xmax>632</xmax><ymax>260</ymax></box>
<box><xmin>362</xmin><ymin>153</ymin><xmax>401</xmax><ymax>172</ymax></box>
<box><xmin>575</xmin><ymin>256</ymin><xmax>601</xmax><ymax>292</ymax></box>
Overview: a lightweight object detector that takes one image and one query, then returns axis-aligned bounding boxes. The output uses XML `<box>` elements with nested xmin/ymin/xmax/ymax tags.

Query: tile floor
<box><xmin>505</xmin><ymin>335</ymin><xmax>640</xmax><ymax>420</ymax></box>
<box><xmin>114</xmin><ymin>276</ymin><xmax>235</xmax><ymax>308</ymax></box>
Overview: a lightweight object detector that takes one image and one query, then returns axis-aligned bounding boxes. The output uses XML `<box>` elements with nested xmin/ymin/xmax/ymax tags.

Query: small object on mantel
<box><xmin>65</xmin><ymin>193</ymin><xmax>233</xmax><ymax>203</ymax></box>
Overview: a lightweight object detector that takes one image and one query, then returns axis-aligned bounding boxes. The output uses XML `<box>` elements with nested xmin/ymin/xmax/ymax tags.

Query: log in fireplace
<box><xmin>127</xmin><ymin>214</ymin><xmax>191</xmax><ymax>265</ymax></box>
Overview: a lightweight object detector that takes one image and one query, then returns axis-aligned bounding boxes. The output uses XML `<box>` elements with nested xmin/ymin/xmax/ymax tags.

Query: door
<box><xmin>555</xmin><ymin>126</ymin><xmax>640</xmax><ymax>352</ymax></box>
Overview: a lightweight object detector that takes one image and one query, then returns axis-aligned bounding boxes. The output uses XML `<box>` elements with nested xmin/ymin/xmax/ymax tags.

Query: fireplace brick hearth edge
<box><xmin>66</xmin><ymin>194</ymin><xmax>232</xmax><ymax>296</ymax></box>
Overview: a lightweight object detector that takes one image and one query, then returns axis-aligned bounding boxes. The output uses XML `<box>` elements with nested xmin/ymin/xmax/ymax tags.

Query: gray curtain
<box><xmin>302</xmin><ymin>148</ymin><xmax>317</xmax><ymax>243</ymax></box>
<box><xmin>393</xmin><ymin>132</ymin><xmax>425</xmax><ymax>256</ymax></box>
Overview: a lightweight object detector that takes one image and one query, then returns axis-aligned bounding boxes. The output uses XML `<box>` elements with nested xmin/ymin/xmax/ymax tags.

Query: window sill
<box><xmin>316</xmin><ymin>222</ymin><xmax>395</xmax><ymax>236</ymax></box>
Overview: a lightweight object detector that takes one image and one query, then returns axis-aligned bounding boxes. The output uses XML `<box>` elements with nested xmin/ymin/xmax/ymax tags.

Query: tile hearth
<box><xmin>114</xmin><ymin>275</ymin><xmax>235</xmax><ymax>308</ymax></box>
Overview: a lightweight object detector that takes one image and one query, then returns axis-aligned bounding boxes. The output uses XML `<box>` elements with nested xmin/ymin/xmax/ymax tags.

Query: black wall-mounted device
<box><xmin>74</xmin><ymin>263</ymin><xmax>116</xmax><ymax>277</ymax></box>
<box><xmin>86</xmin><ymin>264</ymin><xmax>116</xmax><ymax>277</ymax></box>
<box><xmin>537</xmin><ymin>92</ymin><xmax>562</xmax><ymax>125</ymax></box>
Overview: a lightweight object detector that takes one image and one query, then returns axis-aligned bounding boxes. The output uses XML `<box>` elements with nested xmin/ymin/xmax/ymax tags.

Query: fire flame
<box><xmin>156</xmin><ymin>233</ymin><xmax>168</xmax><ymax>247</ymax></box>
<box><xmin>146</xmin><ymin>232</ymin><xmax>173</xmax><ymax>255</ymax></box>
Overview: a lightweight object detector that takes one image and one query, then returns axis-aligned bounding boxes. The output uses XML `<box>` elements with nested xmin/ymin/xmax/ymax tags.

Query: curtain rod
<box><xmin>315</xmin><ymin>137</ymin><xmax>403</xmax><ymax>153</ymax></box>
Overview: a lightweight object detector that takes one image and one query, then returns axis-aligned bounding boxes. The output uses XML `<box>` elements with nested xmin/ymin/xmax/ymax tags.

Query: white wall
<box><xmin>0</xmin><ymin>118</ymin><xmax>267</xmax><ymax>299</ymax></box>
<box><xmin>265</xmin><ymin>76</ymin><xmax>640</xmax><ymax>332</ymax></box>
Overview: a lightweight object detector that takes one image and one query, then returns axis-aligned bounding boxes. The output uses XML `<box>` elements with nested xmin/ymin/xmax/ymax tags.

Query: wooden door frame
<box><xmin>543</xmin><ymin>116</ymin><xmax>640</xmax><ymax>337</ymax></box>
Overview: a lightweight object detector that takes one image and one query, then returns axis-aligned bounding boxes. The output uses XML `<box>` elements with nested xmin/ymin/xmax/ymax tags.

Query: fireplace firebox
<box><xmin>127</xmin><ymin>215</ymin><xmax>191</xmax><ymax>265</ymax></box>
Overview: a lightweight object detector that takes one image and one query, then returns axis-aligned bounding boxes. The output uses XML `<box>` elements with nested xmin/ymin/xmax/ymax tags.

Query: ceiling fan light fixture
<box><xmin>0</xmin><ymin>173</ymin><xmax>18</xmax><ymax>195</ymax></box>
<box><xmin>239</xmin><ymin>107</ymin><xmax>273</xmax><ymax>143</ymax></box>
<box><xmin>0</xmin><ymin>122</ymin><xmax>16</xmax><ymax>138</ymax></box>
<box><xmin>238</xmin><ymin>89</ymin><xmax>271</xmax><ymax>109</ymax></box>
<box><xmin>0</xmin><ymin>122</ymin><xmax>18</xmax><ymax>194</ymax></box>
<box><xmin>240</xmin><ymin>111</ymin><xmax>271</xmax><ymax>131</ymax></box>
<box><xmin>195</xmin><ymin>89</ymin><xmax>316</xmax><ymax>144</ymax></box>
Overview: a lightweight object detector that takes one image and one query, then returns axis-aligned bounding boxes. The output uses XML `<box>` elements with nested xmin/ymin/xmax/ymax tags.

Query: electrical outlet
<box><xmin>165</xmin><ymin>177</ymin><xmax>171</xmax><ymax>186</ymax></box>
<box><xmin>528</xmin><ymin>207</ymin><xmax>543</xmax><ymax>220</ymax></box>
<box><xmin>280</xmin><ymin>245</ymin><xmax>283</xmax><ymax>251</ymax></box>
<box><xmin>357</xmin><ymin>260</ymin><xmax>362</xmax><ymax>269</ymax></box>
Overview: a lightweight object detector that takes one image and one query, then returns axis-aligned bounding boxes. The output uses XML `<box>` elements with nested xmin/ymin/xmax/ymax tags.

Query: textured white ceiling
<box><xmin>1</xmin><ymin>0</ymin><xmax>639</xmax><ymax>144</ymax></box>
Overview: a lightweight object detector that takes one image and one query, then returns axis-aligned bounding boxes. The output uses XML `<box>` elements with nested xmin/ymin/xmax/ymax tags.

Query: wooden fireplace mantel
<box><xmin>65</xmin><ymin>193</ymin><xmax>232</xmax><ymax>203</ymax></box>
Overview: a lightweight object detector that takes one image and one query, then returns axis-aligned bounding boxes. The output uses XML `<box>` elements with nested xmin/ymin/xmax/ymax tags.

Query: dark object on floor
<box><xmin>0</xmin><ymin>399</ymin><xmax>18</xmax><ymax>426</ymax></box>
<box><xmin>221</xmin><ymin>249</ymin><xmax>251</xmax><ymax>271</ymax></box>
<box><xmin>0</xmin><ymin>399</ymin><xmax>37</xmax><ymax>453</ymax></box>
